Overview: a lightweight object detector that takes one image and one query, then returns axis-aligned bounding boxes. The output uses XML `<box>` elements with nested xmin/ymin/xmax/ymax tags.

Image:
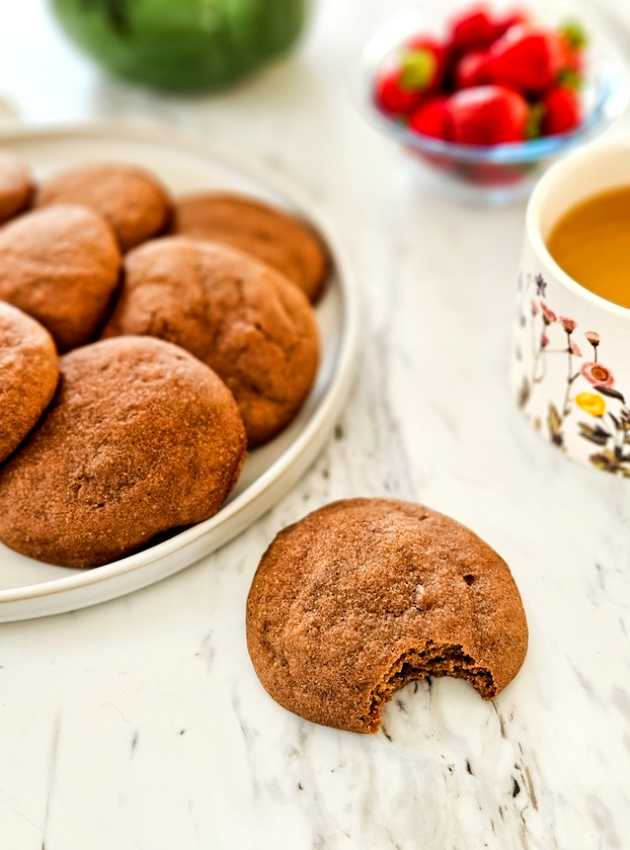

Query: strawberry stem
<box><xmin>557</xmin><ymin>69</ymin><xmax>583</xmax><ymax>90</ymax></box>
<box><xmin>399</xmin><ymin>49</ymin><xmax>436</xmax><ymax>91</ymax></box>
<box><xmin>526</xmin><ymin>103</ymin><xmax>545</xmax><ymax>139</ymax></box>
<box><xmin>559</xmin><ymin>19</ymin><xmax>588</xmax><ymax>49</ymax></box>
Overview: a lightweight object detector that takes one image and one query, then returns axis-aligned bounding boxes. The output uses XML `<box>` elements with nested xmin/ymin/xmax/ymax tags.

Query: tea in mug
<box><xmin>547</xmin><ymin>186</ymin><xmax>630</xmax><ymax>308</ymax></box>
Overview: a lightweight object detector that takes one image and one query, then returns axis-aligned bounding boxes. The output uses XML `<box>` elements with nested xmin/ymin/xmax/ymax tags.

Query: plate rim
<box><xmin>0</xmin><ymin>119</ymin><xmax>361</xmax><ymax>605</ymax></box>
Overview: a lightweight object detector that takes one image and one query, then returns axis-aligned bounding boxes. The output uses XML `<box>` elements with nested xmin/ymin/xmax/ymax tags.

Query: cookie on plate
<box><xmin>174</xmin><ymin>192</ymin><xmax>328</xmax><ymax>302</ymax></box>
<box><xmin>36</xmin><ymin>162</ymin><xmax>171</xmax><ymax>250</ymax></box>
<box><xmin>0</xmin><ymin>302</ymin><xmax>58</xmax><ymax>463</ymax></box>
<box><xmin>0</xmin><ymin>152</ymin><xmax>33</xmax><ymax>224</ymax></box>
<box><xmin>103</xmin><ymin>237</ymin><xmax>320</xmax><ymax>447</ymax></box>
<box><xmin>0</xmin><ymin>205</ymin><xmax>121</xmax><ymax>351</ymax></box>
<box><xmin>246</xmin><ymin>498</ymin><xmax>528</xmax><ymax>733</ymax></box>
<box><xmin>0</xmin><ymin>336</ymin><xmax>246</xmax><ymax>568</ymax></box>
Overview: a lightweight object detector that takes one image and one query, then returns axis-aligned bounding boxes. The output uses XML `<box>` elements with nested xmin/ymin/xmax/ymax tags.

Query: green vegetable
<box><xmin>51</xmin><ymin>0</ymin><xmax>309</xmax><ymax>91</ymax></box>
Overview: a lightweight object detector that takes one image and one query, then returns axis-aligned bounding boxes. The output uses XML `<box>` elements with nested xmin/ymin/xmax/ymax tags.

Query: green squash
<box><xmin>51</xmin><ymin>0</ymin><xmax>309</xmax><ymax>91</ymax></box>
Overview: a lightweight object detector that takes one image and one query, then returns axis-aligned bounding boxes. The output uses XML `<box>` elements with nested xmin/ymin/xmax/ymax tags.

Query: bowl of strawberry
<box><xmin>365</xmin><ymin>4</ymin><xmax>628</xmax><ymax>202</ymax></box>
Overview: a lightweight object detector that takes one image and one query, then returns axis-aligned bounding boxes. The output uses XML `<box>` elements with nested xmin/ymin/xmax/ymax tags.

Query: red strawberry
<box><xmin>558</xmin><ymin>21</ymin><xmax>588</xmax><ymax>78</ymax></box>
<box><xmin>405</xmin><ymin>35</ymin><xmax>449</xmax><ymax>92</ymax></box>
<box><xmin>449</xmin><ymin>4</ymin><xmax>495</xmax><ymax>51</ymax></box>
<box><xmin>455</xmin><ymin>50</ymin><xmax>491</xmax><ymax>88</ymax></box>
<box><xmin>559</xmin><ymin>39</ymin><xmax>584</xmax><ymax>75</ymax></box>
<box><xmin>375</xmin><ymin>67</ymin><xmax>424</xmax><ymax>116</ymax></box>
<box><xmin>489</xmin><ymin>26</ymin><xmax>564</xmax><ymax>93</ymax></box>
<box><xmin>492</xmin><ymin>9</ymin><xmax>529</xmax><ymax>40</ymax></box>
<box><xmin>409</xmin><ymin>97</ymin><xmax>453</xmax><ymax>140</ymax></box>
<box><xmin>448</xmin><ymin>85</ymin><xmax>529</xmax><ymax>144</ymax></box>
<box><xmin>542</xmin><ymin>87</ymin><xmax>582</xmax><ymax>135</ymax></box>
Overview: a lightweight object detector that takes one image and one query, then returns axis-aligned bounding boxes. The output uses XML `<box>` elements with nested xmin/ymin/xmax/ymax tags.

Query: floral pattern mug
<box><xmin>513</xmin><ymin>141</ymin><xmax>630</xmax><ymax>477</ymax></box>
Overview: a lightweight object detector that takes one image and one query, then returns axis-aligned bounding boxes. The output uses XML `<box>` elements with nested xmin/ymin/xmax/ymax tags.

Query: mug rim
<box><xmin>526</xmin><ymin>138</ymin><xmax>630</xmax><ymax>322</ymax></box>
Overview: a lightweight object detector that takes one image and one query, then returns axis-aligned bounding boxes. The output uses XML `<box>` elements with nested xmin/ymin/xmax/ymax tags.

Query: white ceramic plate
<box><xmin>0</xmin><ymin>122</ymin><xmax>360</xmax><ymax>623</ymax></box>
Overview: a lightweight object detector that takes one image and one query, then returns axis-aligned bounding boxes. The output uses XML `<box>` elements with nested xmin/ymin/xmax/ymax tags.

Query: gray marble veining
<box><xmin>2</xmin><ymin>1</ymin><xmax>630</xmax><ymax>848</ymax></box>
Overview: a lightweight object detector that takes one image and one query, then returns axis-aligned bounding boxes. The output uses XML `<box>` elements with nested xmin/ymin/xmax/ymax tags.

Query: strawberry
<box><xmin>560</xmin><ymin>42</ymin><xmax>584</xmax><ymax>76</ymax></box>
<box><xmin>409</xmin><ymin>97</ymin><xmax>453</xmax><ymax>140</ymax></box>
<box><xmin>449</xmin><ymin>4</ymin><xmax>495</xmax><ymax>51</ymax></box>
<box><xmin>558</xmin><ymin>20</ymin><xmax>588</xmax><ymax>80</ymax></box>
<box><xmin>455</xmin><ymin>50</ymin><xmax>491</xmax><ymax>88</ymax></box>
<box><xmin>448</xmin><ymin>85</ymin><xmax>529</xmax><ymax>144</ymax></box>
<box><xmin>404</xmin><ymin>36</ymin><xmax>449</xmax><ymax>93</ymax></box>
<box><xmin>375</xmin><ymin>67</ymin><xmax>424</xmax><ymax>116</ymax></box>
<box><xmin>559</xmin><ymin>19</ymin><xmax>588</xmax><ymax>51</ymax></box>
<box><xmin>541</xmin><ymin>87</ymin><xmax>582</xmax><ymax>135</ymax></box>
<box><xmin>492</xmin><ymin>8</ymin><xmax>529</xmax><ymax>40</ymax></box>
<box><xmin>489</xmin><ymin>26</ymin><xmax>564</xmax><ymax>93</ymax></box>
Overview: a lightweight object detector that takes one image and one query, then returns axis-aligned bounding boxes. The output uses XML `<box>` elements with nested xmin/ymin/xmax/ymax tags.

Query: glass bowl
<box><xmin>359</xmin><ymin>12</ymin><xmax>629</xmax><ymax>204</ymax></box>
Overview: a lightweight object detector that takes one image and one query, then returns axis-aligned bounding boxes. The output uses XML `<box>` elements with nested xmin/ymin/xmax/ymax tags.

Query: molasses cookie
<box><xmin>0</xmin><ymin>205</ymin><xmax>121</xmax><ymax>351</ymax></box>
<box><xmin>0</xmin><ymin>152</ymin><xmax>33</xmax><ymax>224</ymax></box>
<box><xmin>0</xmin><ymin>302</ymin><xmax>58</xmax><ymax>463</ymax></box>
<box><xmin>36</xmin><ymin>162</ymin><xmax>171</xmax><ymax>250</ymax></box>
<box><xmin>103</xmin><ymin>237</ymin><xmax>320</xmax><ymax>447</ymax></box>
<box><xmin>246</xmin><ymin>498</ymin><xmax>528</xmax><ymax>733</ymax></box>
<box><xmin>174</xmin><ymin>192</ymin><xmax>328</xmax><ymax>302</ymax></box>
<box><xmin>0</xmin><ymin>336</ymin><xmax>246</xmax><ymax>568</ymax></box>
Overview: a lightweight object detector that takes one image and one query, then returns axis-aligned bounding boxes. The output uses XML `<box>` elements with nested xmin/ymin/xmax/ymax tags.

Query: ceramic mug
<box><xmin>513</xmin><ymin>140</ymin><xmax>630</xmax><ymax>477</ymax></box>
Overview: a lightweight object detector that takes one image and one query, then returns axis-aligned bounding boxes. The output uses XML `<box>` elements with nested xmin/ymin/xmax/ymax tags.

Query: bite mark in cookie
<box><xmin>246</xmin><ymin>498</ymin><xmax>528</xmax><ymax>733</ymax></box>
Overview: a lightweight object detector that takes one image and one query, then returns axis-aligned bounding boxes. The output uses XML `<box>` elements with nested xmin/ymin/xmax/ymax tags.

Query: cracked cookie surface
<box><xmin>0</xmin><ymin>204</ymin><xmax>121</xmax><ymax>351</ymax></box>
<box><xmin>173</xmin><ymin>192</ymin><xmax>328</xmax><ymax>302</ymax></box>
<box><xmin>0</xmin><ymin>152</ymin><xmax>33</xmax><ymax>224</ymax></box>
<box><xmin>246</xmin><ymin>498</ymin><xmax>528</xmax><ymax>733</ymax></box>
<box><xmin>36</xmin><ymin>162</ymin><xmax>172</xmax><ymax>251</ymax></box>
<box><xmin>103</xmin><ymin>237</ymin><xmax>320</xmax><ymax>446</ymax></box>
<box><xmin>0</xmin><ymin>302</ymin><xmax>58</xmax><ymax>463</ymax></box>
<box><xmin>0</xmin><ymin>336</ymin><xmax>246</xmax><ymax>568</ymax></box>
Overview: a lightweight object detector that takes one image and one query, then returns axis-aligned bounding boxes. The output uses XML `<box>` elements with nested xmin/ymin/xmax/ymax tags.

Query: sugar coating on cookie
<box><xmin>0</xmin><ymin>302</ymin><xmax>58</xmax><ymax>463</ymax></box>
<box><xmin>0</xmin><ymin>336</ymin><xmax>246</xmax><ymax>568</ymax></box>
<box><xmin>36</xmin><ymin>162</ymin><xmax>172</xmax><ymax>251</ymax></box>
<box><xmin>246</xmin><ymin>498</ymin><xmax>528</xmax><ymax>733</ymax></box>
<box><xmin>103</xmin><ymin>237</ymin><xmax>320</xmax><ymax>447</ymax></box>
<box><xmin>174</xmin><ymin>192</ymin><xmax>328</xmax><ymax>302</ymax></box>
<box><xmin>0</xmin><ymin>152</ymin><xmax>33</xmax><ymax>224</ymax></box>
<box><xmin>0</xmin><ymin>204</ymin><xmax>121</xmax><ymax>352</ymax></box>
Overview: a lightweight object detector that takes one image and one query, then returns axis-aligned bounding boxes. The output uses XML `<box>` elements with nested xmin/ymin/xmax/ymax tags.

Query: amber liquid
<box><xmin>547</xmin><ymin>186</ymin><xmax>630</xmax><ymax>308</ymax></box>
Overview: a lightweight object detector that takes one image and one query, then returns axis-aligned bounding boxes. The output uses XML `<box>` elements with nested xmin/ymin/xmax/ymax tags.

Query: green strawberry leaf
<box><xmin>399</xmin><ymin>49</ymin><xmax>436</xmax><ymax>91</ymax></box>
<box><xmin>559</xmin><ymin>19</ymin><xmax>588</xmax><ymax>49</ymax></box>
<box><xmin>557</xmin><ymin>69</ymin><xmax>584</xmax><ymax>90</ymax></box>
<box><xmin>526</xmin><ymin>103</ymin><xmax>545</xmax><ymax>140</ymax></box>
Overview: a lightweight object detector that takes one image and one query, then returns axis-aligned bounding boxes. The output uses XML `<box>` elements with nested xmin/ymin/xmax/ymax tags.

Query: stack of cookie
<box><xmin>0</xmin><ymin>156</ymin><xmax>328</xmax><ymax>567</ymax></box>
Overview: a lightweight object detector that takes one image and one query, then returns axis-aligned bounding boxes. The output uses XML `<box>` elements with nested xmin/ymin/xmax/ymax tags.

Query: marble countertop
<box><xmin>2</xmin><ymin>1</ymin><xmax>630</xmax><ymax>848</ymax></box>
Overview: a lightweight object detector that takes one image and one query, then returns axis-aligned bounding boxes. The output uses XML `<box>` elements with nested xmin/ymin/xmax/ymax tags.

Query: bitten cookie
<box><xmin>0</xmin><ymin>205</ymin><xmax>121</xmax><ymax>351</ymax></box>
<box><xmin>246</xmin><ymin>498</ymin><xmax>528</xmax><ymax>734</ymax></box>
<box><xmin>0</xmin><ymin>302</ymin><xmax>58</xmax><ymax>463</ymax></box>
<box><xmin>103</xmin><ymin>237</ymin><xmax>320</xmax><ymax>447</ymax></box>
<box><xmin>174</xmin><ymin>192</ymin><xmax>328</xmax><ymax>302</ymax></box>
<box><xmin>0</xmin><ymin>152</ymin><xmax>33</xmax><ymax>224</ymax></box>
<box><xmin>36</xmin><ymin>162</ymin><xmax>172</xmax><ymax>250</ymax></box>
<box><xmin>0</xmin><ymin>336</ymin><xmax>246</xmax><ymax>568</ymax></box>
